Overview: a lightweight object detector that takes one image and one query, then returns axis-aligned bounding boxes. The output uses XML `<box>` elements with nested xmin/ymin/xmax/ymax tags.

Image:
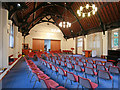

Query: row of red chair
<box><xmin>45</xmin><ymin>56</ymin><xmax>120</xmax><ymax>89</ymax></box>
<box><xmin>40</xmin><ymin>58</ymin><xmax>98</xmax><ymax>89</ymax></box>
<box><xmin>24</xmin><ymin>57</ymin><xmax>66</xmax><ymax>89</ymax></box>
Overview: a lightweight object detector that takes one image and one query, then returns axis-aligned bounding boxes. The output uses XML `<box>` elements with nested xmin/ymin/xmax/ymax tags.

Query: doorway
<box><xmin>44</xmin><ymin>40</ymin><xmax>51</xmax><ymax>52</ymax></box>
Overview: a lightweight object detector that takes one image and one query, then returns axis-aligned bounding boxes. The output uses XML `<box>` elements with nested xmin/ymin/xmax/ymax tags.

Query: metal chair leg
<box><xmin>62</xmin><ymin>75</ymin><xmax>64</xmax><ymax>80</ymax></box>
<box><xmin>56</xmin><ymin>74</ymin><xmax>59</xmax><ymax>80</ymax></box>
<box><xmin>30</xmin><ymin>74</ymin><xmax>34</xmax><ymax>83</ymax></box>
<box><xmin>71</xmin><ymin>80</ymin><xmax>72</xmax><ymax>85</ymax></box>
<box><xmin>77</xmin><ymin>83</ymin><xmax>80</xmax><ymax>89</ymax></box>
<box><xmin>64</xmin><ymin>78</ymin><xmax>67</xmax><ymax>87</ymax></box>
<box><xmin>33</xmin><ymin>79</ymin><xmax>37</xmax><ymax>88</ymax></box>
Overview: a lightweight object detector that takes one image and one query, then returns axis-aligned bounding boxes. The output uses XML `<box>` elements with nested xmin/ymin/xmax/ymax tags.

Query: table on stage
<box><xmin>82</xmin><ymin>50</ymin><xmax>92</xmax><ymax>57</ymax></box>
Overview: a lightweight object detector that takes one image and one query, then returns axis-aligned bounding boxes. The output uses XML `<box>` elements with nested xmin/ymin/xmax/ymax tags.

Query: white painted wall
<box><xmin>84</xmin><ymin>32</ymin><xmax>103</xmax><ymax>57</ymax></box>
<box><xmin>25</xmin><ymin>22</ymin><xmax>76</xmax><ymax>53</ymax></box>
<box><xmin>0</xmin><ymin>9</ymin><xmax>23</xmax><ymax>68</ymax></box>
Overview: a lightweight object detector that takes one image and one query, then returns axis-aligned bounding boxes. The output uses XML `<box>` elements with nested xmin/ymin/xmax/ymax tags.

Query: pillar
<box><xmin>13</xmin><ymin>25</ymin><xmax>18</xmax><ymax>58</ymax></box>
<box><xmin>0</xmin><ymin>2</ymin><xmax>2</xmax><ymax>69</ymax></box>
<box><xmin>102</xmin><ymin>31</ymin><xmax>108</xmax><ymax>55</ymax></box>
<box><xmin>2</xmin><ymin>9</ymin><xmax>8</xmax><ymax>68</ymax></box>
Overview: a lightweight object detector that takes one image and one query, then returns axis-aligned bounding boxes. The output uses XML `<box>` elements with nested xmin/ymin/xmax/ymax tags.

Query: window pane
<box><xmin>78</xmin><ymin>42</ymin><xmax>83</xmax><ymax>47</ymax></box>
<box><xmin>114</xmin><ymin>32</ymin><xmax>118</xmax><ymax>37</ymax></box>
<box><xmin>78</xmin><ymin>38</ymin><xmax>82</xmax><ymax>41</ymax></box>
<box><xmin>114</xmin><ymin>38</ymin><xmax>118</xmax><ymax>46</ymax></box>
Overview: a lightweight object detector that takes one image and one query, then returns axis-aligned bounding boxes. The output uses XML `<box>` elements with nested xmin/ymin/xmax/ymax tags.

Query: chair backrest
<box><xmin>47</xmin><ymin>63</ymin><xmax>51</xmax><ymax>69</ymax></box>
<box><xmin>61</xmin><ymin>61</ymin><xmax>65</xmax><ymax>66</ymax></box>
<box><xmin>67</xmin><ymin>63</ymin><xmax>72</xmax><ymax>69</ymax></box>
<box><xmin>52</xmin><ymin>59</ymin><xmax>56</xmax><ymax>63</ymax></box>
<box><xmin>43</xmin><ymin>61</ymin><xmax>47</xmax><ymax>66</ymax></box>
<box><xmin>71</xmin><ymin>60</ymin><xmax>76</xmax><ymax>64</ymax></box>
<box><xmin>81</xmin><ymin>58</ymin><xmax>86</xmax><ymax>63</ymax></box>
<box><xmin>95</xmin><ymin>60</ymin><xmax>102</xmax><ymax>65</ymax></box>
<box><xmin>66</xmin><ymin>59</ymin><xmax>70</xmax><ymax>62</ymax></box>
<box><xmin>108</xmin><ymin>66</ymin><xmax>120</xmax><ymax>74</ymax></box>
<box><xmin>105</xmin><ymin>62</ymin><xmax>113</xmax><ymax>68</ymax></box>
<box><xmin>117</xmin><ymin>63</ymin><xmax>120</xmax><ymax>68</ymax></box>
<box><xmin>78</xmin><ymin>76</ymin><xmax>92</xmax><ymax>88</ymax></box>
<box><xmin>84</xmin><ymin>67</ymin><xmax>94</xmax><ymax>75</ymax></box>
<box><xmin>87</xmin><ymin>59</ymin><xmax>93</xmax><ymax>64</ymax></box>
<box><xmin>74</xmin><ymin>65</ymin><xmax>82</xmax><ymax>72</ymax></box>
<box><xmin>67</xmin><ymin>71</ymin><xmax>76</xmax><ymax>81</ymax></box>
<box><xmin>97</xmin><ymin>70</ymin><xmax>112</xmax><ymax>80</ymax></box>
<box><xmin>86</xmin><ymin>62</ymin><xmax>94</xmax><ymax>68</ymax></box>
<box><xmin>52</xmin><ymin>65</ymin><xmax>57</xmax><ymax>71</ymax></box>
<box><xmin>76</xmin><ymin>57</ymin><xmax>79</xmax><ymax>61</ymax></box>
<box><xmin>56</xmin><ymin>60</ymin><xmax>59</xmax><ymax>65</ymax></box>
<box><xmin>58</xmin><ymin>67</ymin><xmax>65</xmax><ymax>75</ymax></box>
<box><xmin>78</xmin><ymin>61</ymin><xmax>84</xmax><ymax>67</ymax></box>
<box><xmin>41</xmin><ymin>79</ymin><xmax>49</xmax><ymax>88</ymax></box>
<box><xmin>96</xmin><ymin>64</ymin><xmax>106</xmax><ymax>71</ymax></box>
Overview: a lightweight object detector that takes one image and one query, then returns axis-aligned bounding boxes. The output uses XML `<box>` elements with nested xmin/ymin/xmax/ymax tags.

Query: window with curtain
<box><xmin>9</xmin><ymin>23</ymin><xmax>14</xmax><ymax>48</ymax></box>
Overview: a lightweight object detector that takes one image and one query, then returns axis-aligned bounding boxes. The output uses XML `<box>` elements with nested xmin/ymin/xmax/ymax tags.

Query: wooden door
<box><xmin>32</xmin><ymin>39</ymin><xmax>44</xmax><ymax>52</ymax></box>
<box><xmin>51</xmin><ymin>40</ymin><xmax>61</xmax><ymax>51</ymax></box>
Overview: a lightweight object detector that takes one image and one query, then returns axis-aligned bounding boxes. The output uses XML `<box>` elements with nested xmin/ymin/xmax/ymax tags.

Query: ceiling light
<box><xmin>77</xmin><ymin>4</ymin><xmax>98</xmax><ymax>18</ymax></box>
<box><xmin>88</xmin><ymin>12</ymin><xmax>90</xmax><ymax>17</ymax></box>
<box><xmin>80</xmin><ymin>6</ymin><xmax>83</xmax><ymax>11</ymax></box>
<box><xmin>17</xmin><ymin>3</ymin><xmax>21</xmax><ymax>7</ymax></box>
<box><xmin>82</xmin><ymin>13</ymin><xmax>85</xmax><ymax>17</ymax></box>
<box><xmin>59</xmin><ymin>22</ymin><xmax>71</xmax><ymax>28</ymax></box>
<box><xmin>92</xmin><ymin>10</ymin><xmax>95</xmax><ymax>15</ymax></box>
<box><xmin>95</xmin><ymin>7</ymin><xmax>97</xmax><ymax>12</ymax></box>
<box><xmin>86</xmin><ymin>4</ymin><xmax>89</xmax><ymax>9</ymax></box>
<box><xmin>92</xmin><ymin>4</ymin><xmax>95</xmax><ymax>9</ymax></box>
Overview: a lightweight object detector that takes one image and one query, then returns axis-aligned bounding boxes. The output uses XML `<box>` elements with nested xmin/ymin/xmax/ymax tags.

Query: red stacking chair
<box><xmin>86</xmin><ymin>62</ymin><xmax>96</xmax><ymax>68</ymax></box>
<box><xmin>46</xmin><ymin>62</ymin><xmax>52</xmax><ymax>71</ymax></box>
<box><xmin>84</xmin><ymin>67</ymin><xmax>97</xmax><ymax>78</ymax></box>
<box><xmin>108</xmin><ymin>66</ymin><xmax>120</xmax><ymax>74</ymax></box>
<box><xmin>30</xmin><ymin>69</ymin><xmax>44</xmax><ymax>83</ymax></box>
<box><xmin>81</xmin><ymin>58</ymin><xmax>86</xmax><ymax>63</ymax></box>
<box><xmin>95</xmin><ymin>60</ymin><xmax>103</xmax><ymax>65</ymax></box>
<box><xmin>33</xmin><ymin>74</ymin><xmax>50</xmax><ymax>88</ymax></box>
<box><xmin>105</xmin><ymin>62</ymin><xmax>113</xmax><ymax>68</ymax></box>
<box><xmin>57</xmin><ymin>67</ymin><xmax>67</xmax><ymax>80</ymax></box>
<box><xmin>60</xmin><ymin>61</ymin><xmax>67</xmax><ymax>67</ymax></box>
<box><xmin>96</xmin><ymin>64</ymin><xmax>107</xmax><ymax>71</ymax></box>
<box><xmin>56</xmin><ymin>60</ymin><xmax>61</xmax><ymax>66</ymax></box>
<box><xmin>66</xmin><ymin>62</ymin><xmax>74</xmax><ymax>71</ymax></box>
<box><xmin>41</xmin><ymin>79</ymin><xmax>66</xmax><ymax>89</ymax></box>
<box><xmin>77</xmin><ymin>76</ymin><xmax>98</xmax><ymax>89</ymax></box>
<box><xmin>64</xmin><ymin>71</ymin><xmax>78</xmax><ymax>87</ymax></box>
<box><xmin>87</xmin><ymin>59</ymin><xmax>94</xmax><ymax>64</ymax></box>
<box><xmin>76</xmin><ymin>57</ymin><xmax>80</xmax><ymax>61</ymax></box>
<box><xmin>71</xmin><ymin>60</ymin><xmax>77</xmax><ymax>65</ymax></box>
<box><xmin>52</xmin><ymin>59</ymin><xmax>56</xmax><ymax>64</ymax></box>
<box><xmin>97</xmin><ymin>69</ymin><xmax>113</xmax><ymax>88</ymax></box>
<box><xmin>78</xmin><ymin>61</ymin><xmax>85</xmax><ymax>67</ymax></box>
<box><xmin>51</xmin><ymin>65</ymin><xmax>58</xmax><ymax>76</ymax></box>
<box><xmin>74</xmin><ymin>64</ymin><xmax>84</xmax><ymax>75</ymax></box>
<box><xmin>28</xmin><ymin>52</ymin><xmax>35</xmax><ymax>58</ymax></box>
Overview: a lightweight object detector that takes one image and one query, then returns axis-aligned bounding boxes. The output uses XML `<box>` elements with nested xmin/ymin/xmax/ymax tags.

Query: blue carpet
<box><xmin>1</xmin><ymin>56</ymin><xmax>120</xmax><ymax>90</ymax></box>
